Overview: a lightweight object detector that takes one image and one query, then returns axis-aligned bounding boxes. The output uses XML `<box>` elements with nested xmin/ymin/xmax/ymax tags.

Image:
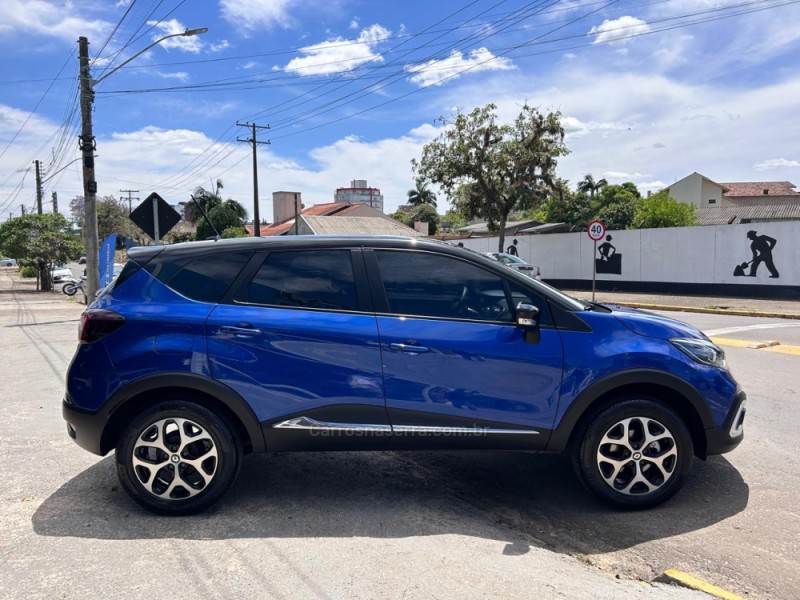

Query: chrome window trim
<box><xmin>273</xmin><ymin>417</ymin><xmax>391</xmax><ymax>432</ymax></box>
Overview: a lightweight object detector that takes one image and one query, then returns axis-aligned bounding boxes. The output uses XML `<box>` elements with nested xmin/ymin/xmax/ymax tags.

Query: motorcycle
<box><xmin>61</xmin><ymin>277</ymin><xmax>85</xmax><ymax>297</ymax></box>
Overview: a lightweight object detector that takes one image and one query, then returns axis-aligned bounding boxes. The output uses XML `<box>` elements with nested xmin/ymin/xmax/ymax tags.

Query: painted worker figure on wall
<box><xmin>507</xmin><ymin>239</ymin><xmax>519</xmax><ymax>256</ymax></box>
<box><xmin>747</xmin><ymin>230</ymin><xmax>779</xmax><ymax>278</ymax></box>
<box><xmin>597</xmin><ymin>235</ymin><xmax>616</xmax><ymax>261</ymax></box>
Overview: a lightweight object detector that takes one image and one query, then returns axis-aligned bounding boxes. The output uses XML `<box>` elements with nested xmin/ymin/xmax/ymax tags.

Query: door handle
<box><xmin>389</xmin><ymin>342</ymin><xmax>429</xmax><ymax>354</ymax></box>
<box><xmin>220</xmin><ymin>325</ymin><xmax>262</xmax><ymax>336</ymax></box>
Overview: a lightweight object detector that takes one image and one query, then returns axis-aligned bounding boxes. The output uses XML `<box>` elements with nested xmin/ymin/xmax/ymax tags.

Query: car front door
<box><xmin>366</xmin><ymin>248</ymin><xmax>563</xmax><ymax>449</ymax></box>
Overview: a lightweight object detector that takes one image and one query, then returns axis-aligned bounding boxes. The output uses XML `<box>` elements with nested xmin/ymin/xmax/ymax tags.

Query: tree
<box><xmin>413</xmin><ymin>103</ymin><xmax>569</xmax><ymax>252</ymax></box>
<box><xmin>534</xmin><ymin>178</ymin><xmax>593</xmax><ymax>228</ymax></box>
<box><xmin>189</xmin><ymin>182</ymin><xmax>248</xmax><ymax>240</ymax></box>
<box><xmin>389</xmin><ymin>209</ymin><xmax>411</xmax><ymax>226</ymax></box>
<box><xmin>408</xmin><ymin>203</ymin><xmax>439</xmax><ymax>235</ymax></box>
<box><xmin>594</xmin><ymin>183</ymin><xmax>641</xmax><ymax>230</ymax></box>
<box><xmin>0</xmin><ymin>213</ymin><xmax>82</xmax><ymax>291</ymax></box>
<box><xmin>633</xmin><ymin>190</ymin><xmax>698</xmax><ymax>228</ymax></box>
<box><xmin>220</xmin><ymin>226</ymin><xmax>249</xmax><ymax>238</ymax></box>
<box><xmin>70</xmin><ymin>195</ymin><xmax>143</xmax><ymax>244</ymax></box>
<box><xmin>406</xmin><ymin>180</ymin><xmax>437</xmax><ymax>207</ymax></box>
<box><xmin>577</xmin><ymin>174</ymin><xmax>608</xmax><ymax>200</ymax></box>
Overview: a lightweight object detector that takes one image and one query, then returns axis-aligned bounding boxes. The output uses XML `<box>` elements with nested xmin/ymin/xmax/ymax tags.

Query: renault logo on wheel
<box><xmin>170</xmin><ymin>455</ymin><xmax>180</xmax><ymax>463</ymax></box>
<box><xmin>633</xmin><ymin>452</ymin><xmax>642</xmax><ymax>460</ymax></box>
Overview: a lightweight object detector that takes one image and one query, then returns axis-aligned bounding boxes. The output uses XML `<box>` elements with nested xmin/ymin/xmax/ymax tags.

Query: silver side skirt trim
<box><xmin>272</xmin><ymin>417</ymin><xmax>539</xmax><ymax>435</ymax></box>
<box><xmin>273</xmin><ymin>417</ymin><xmax>391</xmax><ymax>433</ymax></box>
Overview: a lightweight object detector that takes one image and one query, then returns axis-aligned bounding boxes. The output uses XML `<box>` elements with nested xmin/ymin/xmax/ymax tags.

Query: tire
<box><xmin>572</xmin><ymin>398</ymin><xmax>694</xmax><ymax>510</ymax></box>
<box><xmin>115</xmin><ymin>401</ymin><xmax>242</xmax><ymax>515</ymax></box>
<box><xmin>62</xmin><ymin>283</ymin><xmax>77</xmax><ymax>296</ymax></box>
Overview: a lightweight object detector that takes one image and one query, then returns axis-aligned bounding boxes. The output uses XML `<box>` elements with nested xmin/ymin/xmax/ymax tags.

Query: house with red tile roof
<box><xmin>664</xmin><ymin>172</ymin><xmax>800</xmax><ymax>209</ymax></box>
<box><xmin>244</xmin><ymin>202</ymin><xmax>399</xmax><ymax>236</ymax></box>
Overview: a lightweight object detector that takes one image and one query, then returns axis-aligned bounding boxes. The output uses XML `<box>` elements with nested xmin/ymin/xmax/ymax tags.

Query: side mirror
<box><xmin>515</xmin><ymin>303</ymin><xmax>539</xmax><ymax>329</ymax></box>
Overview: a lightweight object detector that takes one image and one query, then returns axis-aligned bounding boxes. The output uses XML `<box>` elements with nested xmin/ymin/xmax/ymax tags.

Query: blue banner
<box><xmin>99</xmin><ymin>234</ymin><xmax>117</xmax><ymax>288</ymax></box>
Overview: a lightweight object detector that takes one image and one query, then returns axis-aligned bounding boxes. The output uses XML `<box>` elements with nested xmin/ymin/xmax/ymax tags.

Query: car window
<box><xmin>375</xmin><ymin>250</ymin><xmax>514</xmax><ymax>323</ymax></box>
<box><xmin>162</xmin><ymin>251</ymin><xmax>252</xmax><ymax>303</ymax></box>
<box><xmin>235</xmin><ymin>250</ymin><xmax>358</xmax><ymax>312</ymax></box>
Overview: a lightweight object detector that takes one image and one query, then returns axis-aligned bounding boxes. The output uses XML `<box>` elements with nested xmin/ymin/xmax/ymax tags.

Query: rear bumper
<box><xmin>63</xmin><ymin>396</ymin><xmax>107</xmax><ymax>456</ymax></box>
<box><xmin>705</xmin><ymin>389</ymin><xmax>746</xmax><ymax>456</ymax></box>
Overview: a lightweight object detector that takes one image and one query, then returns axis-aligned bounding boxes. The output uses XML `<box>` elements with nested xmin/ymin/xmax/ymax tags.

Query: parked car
<box><xmin>51</xmin><ymin>264</ymin><xmax>73</xmax><ymax>283</ymax></box>
<box><xmin>63</xmin><ymin>236</ymin><xmax>745</xmax><ymax>515</ymax></box>
<box><xmin>486</xmin><ymin>251</ymin><xmax>542</xmax><ymax>280</ymax></box>
<box><xmin>1</xmin><ymin>257</ymin><xmax>16</xmax><ymax>267</ymax></box>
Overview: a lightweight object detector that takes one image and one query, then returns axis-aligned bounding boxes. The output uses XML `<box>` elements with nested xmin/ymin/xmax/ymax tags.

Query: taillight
<box><xmin>79</xmin><ymin>309</ymin><xmax>125</xmax><ymax>343</ymax></box>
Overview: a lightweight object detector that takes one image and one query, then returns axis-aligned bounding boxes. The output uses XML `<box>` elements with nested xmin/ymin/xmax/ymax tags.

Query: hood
<box><xmin>603</xmin><ymin>304</ymin><xmax>707</xmax><ymax>341</ymax></box>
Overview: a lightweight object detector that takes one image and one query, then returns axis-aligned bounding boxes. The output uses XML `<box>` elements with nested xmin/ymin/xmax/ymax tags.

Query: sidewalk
<box><xmin>565</xmin><ymin>289</ymin><xmax>800</xmax><ymax>319</ymax></box>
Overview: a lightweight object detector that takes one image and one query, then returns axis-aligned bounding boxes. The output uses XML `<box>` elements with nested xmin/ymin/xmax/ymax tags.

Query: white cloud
<box><xmin>239</xmin><ymin>61</ymin><xmax>259</xmax><ymax>70</ymax></box>
<box><xmin>406</xmin><ymin>48</ymin><xmax>514</xmax><ymax>87</ymax></box>
<box><xmin>0</xmin><ymin>0</ymin><xmax>110</xmax><ymax>41</ymax></box>
<box><xmin>604</xmin><ymin>171</ymin><xmax>649</xmax><ymax>180</ymax></box>
<box><xmin>589</xmin><ymin>16</ymin><xmax>650</xmax><ymax>46</ymax></box>
<box><xmin>147</xmin><ymin>19</ymin><xmax>205</xmax><ymax>53</ymax></box>
<box><xmin>754</xmin><ymin>158</ymin><xmax>800</xmax><ymax>171</ymax></box>
<box><xmin>209</xmin><ymin>40</ymin><xmax>231</xmax><ymax>53</ymax></box>
<box><xmin>220</xmin><ymin>0</ymin><xmax>298</xmax><ymax>30</ymax></box>
<box><xmin>156</xmin><ymin>71</ymin><xmax>190</xmax><ymax>82</ymax></box>
<box><xmin>349</xmin><ymin>18</ymin><xmax>360</xmax><ymax>30</ymax></box>
<box><xmin>562</xmin><ymin>116</ymin><xmax>631</xmax><ymax>138</ymax></box>
<box><xmin>280</xmin><ymin>25</ymin><xmax>390</xmax><ymax>76</ymax></box>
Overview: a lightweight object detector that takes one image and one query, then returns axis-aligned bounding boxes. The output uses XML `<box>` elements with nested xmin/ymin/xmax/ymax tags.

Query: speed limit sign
<box><xmin>587</xmin><ymin>220</ymin><xmax>606</xmax><ymax>241</ymax></box>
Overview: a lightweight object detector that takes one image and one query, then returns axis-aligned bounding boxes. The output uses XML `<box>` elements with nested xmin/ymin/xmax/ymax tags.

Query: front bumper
<box><xmin>63</xmin><ymin>396</ymin><xmax>108</xmax><ymax>456</ymax></box>
<box><xmin>705</xmin><ymin>388</ymin><xmax>747</xmax><ymax>456</ymax></box>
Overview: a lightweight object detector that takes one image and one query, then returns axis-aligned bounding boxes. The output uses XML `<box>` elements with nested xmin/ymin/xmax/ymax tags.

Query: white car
<box><xmin>1</xmin><ymin>257</ymin><xmax>16</xmax><ymax>267</ymax></box>
<box><xmin>485</xmin><ymin>252</ymin><xmax>542</xmax><ymax>280</ymax></box>
<box><xmin>51</xmin><ymin>264</ymin><xmax>73</xmax><ymax>283</ymax></box>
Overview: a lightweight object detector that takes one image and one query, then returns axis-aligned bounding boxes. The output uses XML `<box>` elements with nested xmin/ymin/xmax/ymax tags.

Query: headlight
<box><xmin>671</xmin><ymin>338</ymin><xmax>727</xmax><ymax>369</ymax></box>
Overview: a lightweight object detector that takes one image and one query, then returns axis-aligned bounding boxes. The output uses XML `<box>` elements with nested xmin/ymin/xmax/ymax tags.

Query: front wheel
<box><xmin>62</xmin><ymin>283</ymin><xmax>77</xmax><ymax>296</ymax></box>
<box><xmin>115</xmin><ymin>401</ymin><xmax>241</xmax><ymax>515</ymax></box>
<box><xmin>572</xmin><ymin>398</ymin><xmax>694</xmax><ymax>509</ymax></box>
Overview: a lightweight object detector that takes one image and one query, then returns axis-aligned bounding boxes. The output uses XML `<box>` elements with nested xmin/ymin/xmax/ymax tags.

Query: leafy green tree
<box><xmin>189</xmin><ymin>182</ymin><xmax>248</xmax><ymax>240</ymax></box>
<box><xmin>633</xmin><ymin>190</ymin><xmax>698</xmax><ymax>228</ymax></box>
<box><xmin>0</xmin><ymin>213</ymin><xmax>82</xmax><ymax>291</ymax></box>
<box><xmin>577</xmin><ymin>174</ymin><xmax>607</xmax><ymax>200</ymax></box>
<box><xmin>389</xmin><ymin>209</ymin><xmax>411</xmax><ymax>226</ymax></box>
<box><xmin>534</xmin><ymin>178</ymin><xmax>593</xmax><ymax>228</ymax></box>
<box><xmin>406</xmin><ymin>180</ymin><xmax>437</xmax><ymax>208</ymax></box>
<box><xmin>413</xmin><ymin>103</ymin><xmax>569</xmax><ymax>252</ymax></box>
<box><xmin>594</xmin><ymin>183</ymin><xmax>641</xmax><ymax>230</ymax></box>
<box><xmin>408</xmin><ymin>203</ymin><xmax>439</xmax><ymax>235</ymax></box>
<box><xmin>70</xmin><ymin>195</ymin><xmax>143</xmax><ymax>244</ymax></box>
<box><xmin>441</xmin><ymin>208</ymin><xmax>468</xmax><ymax>232</ymax></box>
<box><xmin>220</xmin><ymin>226</ymin><xmax>249</xmax><ymax>238</ymax></box>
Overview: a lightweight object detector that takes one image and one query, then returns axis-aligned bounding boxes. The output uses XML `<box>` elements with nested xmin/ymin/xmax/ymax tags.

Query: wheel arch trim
<box><xmin>99</xmin><ymin>373</ymin><xmax>266</xmax><ymax>454</ymax></box>
<box><xmin>546</xmin><ymin>369</ymin><xmax>713</xmax><ymax>453</ymax></box>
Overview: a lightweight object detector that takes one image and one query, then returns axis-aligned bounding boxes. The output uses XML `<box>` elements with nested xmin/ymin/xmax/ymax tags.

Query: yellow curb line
<box><xmin>658</xmin><ymin>569</ymin><xmax>743</xmax><ymax>600</ymax></box>
<box><xmin>611</xmin><ymin>302</ymin><xmax>800</xmax><ymax>321</ymax></box>
<box><xmin>709</xmin><ymin>337</ymin><xmax>751</xmax><ymax>348</ymax></box>
<box><xmin>711</xmin><ymin>337</ymin><xmax>800</xmax><ymax>355</ymax></box>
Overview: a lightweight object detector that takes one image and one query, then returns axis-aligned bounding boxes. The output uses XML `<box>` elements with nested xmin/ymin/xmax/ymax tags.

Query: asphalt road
<box><xmin>1</xmin><ymin>274</ymin><xmax>797</xmax><ymax>599</ymax></box>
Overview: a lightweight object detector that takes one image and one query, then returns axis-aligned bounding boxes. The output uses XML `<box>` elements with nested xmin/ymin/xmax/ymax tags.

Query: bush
<box><xmin>20</xmin><ymin>266</ymin><xmax>37</xmax><ymax>278</ymax></box>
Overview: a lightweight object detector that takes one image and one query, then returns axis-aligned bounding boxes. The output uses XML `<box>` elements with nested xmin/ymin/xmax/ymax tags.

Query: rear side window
<box><xmin>148</xmin><ymin>251</ymin><xmax>252</xmax><ymax>303</ymax></box>
<box><xmin>235</xmin><ymin>250</ymin><xmax>358</xmax><ymax>311</ymax></box>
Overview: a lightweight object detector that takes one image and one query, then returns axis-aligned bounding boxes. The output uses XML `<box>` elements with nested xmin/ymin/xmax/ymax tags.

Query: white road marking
<box><xmin>705</xmin><ymin>322</ymin><xmax>800</xmax><ymax>336</ymax></box>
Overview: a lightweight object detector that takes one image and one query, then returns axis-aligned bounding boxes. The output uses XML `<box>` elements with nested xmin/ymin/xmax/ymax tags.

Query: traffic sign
<box><xmin>587</xmin><ymin>220</ymin><xmax>606</xmax><ymax>241</ymax></box>
<box><xmin>130</xmin><ymin>192</ymin><xmax>181</xmax><ymax>243</ymax></box>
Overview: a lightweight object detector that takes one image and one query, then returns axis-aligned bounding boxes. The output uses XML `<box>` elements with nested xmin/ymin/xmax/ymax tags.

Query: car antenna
<box><xmin>189</xmin><ymin>194</ymin><xmax>221</xmax><ymax>240</ymax></box>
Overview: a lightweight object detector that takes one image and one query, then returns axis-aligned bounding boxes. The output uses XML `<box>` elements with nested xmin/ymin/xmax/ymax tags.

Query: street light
<box><xmin>78</xmin><ymin>27</ymin><xmax>207</xmax><ymax>299</ymax></box>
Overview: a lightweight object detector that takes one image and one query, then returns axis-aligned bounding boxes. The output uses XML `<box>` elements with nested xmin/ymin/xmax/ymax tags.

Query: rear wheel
<box><xmin>115</xmin><ymin>401</ymin><xmax>241</xmax><ymax>515</ymax></box>
<box><xmin>572</xmin><ymin>398</ymin><xmax>694</xmax><ymax>509</ymax></box>
<box><xmin>62</xmin><ymin>283</ymin><xmax>77</xmax><ymax>296</ymax></box>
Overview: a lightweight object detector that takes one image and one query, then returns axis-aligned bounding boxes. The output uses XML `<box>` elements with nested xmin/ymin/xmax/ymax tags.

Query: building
<box><xmin>272</xmin><ymin>191</ymin><xmax>302</xmax><ymax>223</ymax></box>
<box><xmin>251</xmin><ymin>201</ymin><xmax>396</xmax><ymax>236</ymax></box>
<box><xmin>664</xmin><ymin>172</ymin><xmax>800</xmax><ymax>209</ymax></box>
<box><xmin>334</xmin><ymin>179</ymin><xmax>384</xmax><ymax>213</ymax></box>
<box><xmin>296</xmin><ymin>215</ymin><xmax>425</xmax><ymax>237</ymax></box>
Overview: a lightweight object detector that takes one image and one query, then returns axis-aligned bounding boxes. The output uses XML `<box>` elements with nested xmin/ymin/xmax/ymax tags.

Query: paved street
<box><xmin>2</xmin><ymin>269</ymin><xmax>798</xmax><ymax>599</ymax></box>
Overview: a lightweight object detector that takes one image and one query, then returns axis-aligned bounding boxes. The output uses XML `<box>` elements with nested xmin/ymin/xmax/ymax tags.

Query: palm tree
<box><xmin>407</xmin><ymin>180</ymin><xmax>437</xmax><ymax>208</ymax></box>
<box><xmin>577</xmin><ymin>174</ymin><xmax>608</xmax><ymax>200</ymax></box>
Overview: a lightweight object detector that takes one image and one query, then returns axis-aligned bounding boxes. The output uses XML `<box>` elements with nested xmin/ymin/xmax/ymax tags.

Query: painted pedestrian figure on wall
<box><xmin>595</xmin><ymin>235</ymin><xmax>622</xmax><ymax>275</ymax></box>
<box><xmin>733</xmin><ymin>230</ymin><xmax>779</xmax><ymax>278</ymax></box>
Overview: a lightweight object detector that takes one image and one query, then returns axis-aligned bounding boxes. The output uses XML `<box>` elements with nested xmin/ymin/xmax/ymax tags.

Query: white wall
<box><xmin>461</xmin><ymin>221</ymin><xmax>800</xmax><ymax>287</ymax></box>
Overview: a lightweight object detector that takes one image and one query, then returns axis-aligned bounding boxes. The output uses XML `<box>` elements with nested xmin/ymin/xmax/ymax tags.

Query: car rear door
<box><xmin>206</xmin><ymin>247</ymin><xmax>389</xmax><ymax>450</ymax></box>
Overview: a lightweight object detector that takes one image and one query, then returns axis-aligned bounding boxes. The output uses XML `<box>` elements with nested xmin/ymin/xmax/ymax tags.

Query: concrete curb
<box><xmin>656</xmin><ymin>569</ymin><xmax>743</xmax><ymax>600</ymax></box>
<box><xmin>611</xmin><ymin>301</ymin><xmax>800</xmax><ymax>320</ymax></box>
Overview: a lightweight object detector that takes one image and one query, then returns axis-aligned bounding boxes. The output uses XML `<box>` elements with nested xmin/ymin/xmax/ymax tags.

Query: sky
<box><xmin>1</xmin><ymin>0</ymin><xmax>800</xmax><ymax>223</ymax></box>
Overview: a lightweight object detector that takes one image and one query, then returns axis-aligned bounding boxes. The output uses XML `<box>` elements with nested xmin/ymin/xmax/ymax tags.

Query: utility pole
<box><xmin>120</xmin><ymin>189</ymin><xmax>139</xmax><ymax>213</ymax></box>
<box><xmin>78</xmin><ymin>36</ymin><xmax>99</xmax><ymax>299</ymax></box>
<box><xmin>236</xmin><ymin>121</ymin><xmax>270</xmax><ymax>237</ymax></box>
<box><xmin>34</xmin><ymin>160</ymin><xmax>43</xmax><ymax>214</ymax></box>
<box><xmin>52</xmin><ymin>191</ymin><xmax>58</xmax><ymax>213</ymax></box>
<box><xmin>20</xmin><ymin>205</ymin><xmax>26</xmax><ymax>216</ymax></box>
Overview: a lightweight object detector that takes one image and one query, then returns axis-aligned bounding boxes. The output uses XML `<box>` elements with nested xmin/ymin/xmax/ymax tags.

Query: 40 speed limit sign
<box><xmin>587</xmin><ymin>220</ymin><xmax>606</xmax><ymax>241</ymax></box>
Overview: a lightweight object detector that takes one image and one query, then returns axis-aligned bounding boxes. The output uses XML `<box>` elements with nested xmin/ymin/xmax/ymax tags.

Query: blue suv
<box><xmin>63</xmin><ymin>236</ymin><xmax>746</xmax><ymax>514</ymax></box>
